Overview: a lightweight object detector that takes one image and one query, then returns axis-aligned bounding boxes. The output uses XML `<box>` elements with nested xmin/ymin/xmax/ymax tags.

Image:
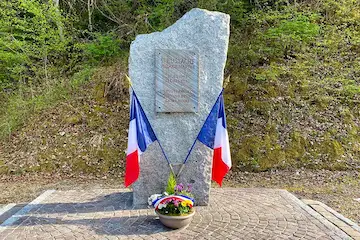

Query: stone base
<box><xmin>132</xmin><ymin>142</ymin><xmax>169</xmax><ymax>206</ymax></box>
<box><xmin>132</xmin><ymin>141</ymin><xmax>212</xmax><ymax>206</ymax></box>
<box><xmin>176</xmin><ymin>141</ymin><xmax>212</xmax><ymax>206</ymax></box>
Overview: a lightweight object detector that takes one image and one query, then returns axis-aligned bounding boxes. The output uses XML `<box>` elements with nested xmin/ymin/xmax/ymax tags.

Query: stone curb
<box><xmin>303</xmin><ymin>199</ymin><xmax>360</xmax><ymax>239</ymax></box>
<box><xmin>0</xmin><ymin>189</ymin><xmax>56</xmax><ymax>234</ymax></box>
<box><xmin>279</xmin><ymin>190</ymin><xmax>352</xmax><ymax>239</ymax></box>
<box><xmin>0</xmin><ymin>204</ymin><xmax>16</xmax><ymax>218</ymax></box>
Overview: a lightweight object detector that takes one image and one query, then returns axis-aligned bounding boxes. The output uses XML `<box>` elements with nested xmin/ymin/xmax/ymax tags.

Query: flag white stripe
<box><xmin>214</xmin><ymin>118</ymin><xmax>223</xmax><ymax>148</ymax></box>
<box><xmin>222</xmin><ymin>129</ymin><xmax>231</xmax><ymax>168</ymax></box>
<box><xmin>127</xmin><ymin>119</ymin><xmax>143</xmax><ymax>155</ymax></box>
<box><xmin>214</xmin><ymin>118</ymin><xmax>231</xmax><ymax>168</ymax></box>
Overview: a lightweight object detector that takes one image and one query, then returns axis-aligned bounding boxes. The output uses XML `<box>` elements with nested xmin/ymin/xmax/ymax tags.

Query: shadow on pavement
<box><xmin>2</xmin><ymin>191</ymin><xmax>172</xmax><ymax>236</ymax></box>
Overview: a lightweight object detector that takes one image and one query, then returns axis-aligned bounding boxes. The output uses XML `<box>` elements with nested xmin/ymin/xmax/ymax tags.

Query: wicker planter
<box><xmin>156</xmin><ymin>210</ymin><xmax>195</xmax><ymax>229</ymax></box>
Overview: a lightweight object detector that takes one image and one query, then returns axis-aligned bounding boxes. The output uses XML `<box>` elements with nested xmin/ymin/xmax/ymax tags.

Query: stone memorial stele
<box><xmin>129</xmin><ymin>8</ymin><xmax>230</xmax><ymax>206</ymax></box>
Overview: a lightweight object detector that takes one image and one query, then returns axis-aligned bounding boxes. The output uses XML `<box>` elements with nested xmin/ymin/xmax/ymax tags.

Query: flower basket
<box><xmin>156</xmin><ymin>209</ymin><xmax>195</xmax><ymax>229</ymax></box>
<box><xmin>148</xmin><ymin>182</ymin><xmax>195</xmax><ymax>229</ymax></box>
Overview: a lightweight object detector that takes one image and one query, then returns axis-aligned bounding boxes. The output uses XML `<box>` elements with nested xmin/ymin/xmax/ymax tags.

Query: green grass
<box><xmin>0</xmin><ymin>66</ymin><xmax>94</xmax><ymax>139</ymax></box>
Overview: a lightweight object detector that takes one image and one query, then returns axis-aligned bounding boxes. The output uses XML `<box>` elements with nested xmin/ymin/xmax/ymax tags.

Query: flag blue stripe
<box><xmin>130</xmin><ymin>91</ymin><xmax>157</xmax><ymax>152</ymax></box>
<box><xmin>218</xmin><ymin>95</ymin><xmax>227</xmax><ymax>129</ymax></box>
<box><xmin>197</xmin><ymin>91</ymin><xmax>223</xmax><ymax>149</ymax></box>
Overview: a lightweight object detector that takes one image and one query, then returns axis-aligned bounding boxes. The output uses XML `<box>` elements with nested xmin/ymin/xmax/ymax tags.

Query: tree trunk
<box><xmin>88</xmin><ymin>0</ymin><xmax>93</xmax><ymax>31</ymax></box>
<box><xmin>53</xmin><ymin>0</ymin><xmax>64</xmax><ymax>41</ymax></box>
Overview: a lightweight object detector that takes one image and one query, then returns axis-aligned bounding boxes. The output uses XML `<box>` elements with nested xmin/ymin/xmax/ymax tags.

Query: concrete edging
<box><xmin>0</xmin><ymin>190</ymin><xmax>56</xmax><ymax>234</ymax></box>
<box><xmin>302</xmin><ymin>198</ymin><xmax>360</xmax><ymax>239</ymax></box>
<box><xmin>279</xmin><ymin>190</ymin><xmax>352</xmax><ymax>239</ymax></box>
<box><xmin>0</xmin><ymin>204</ymin><xmax>16</xmax><ymax>218</ymax></box>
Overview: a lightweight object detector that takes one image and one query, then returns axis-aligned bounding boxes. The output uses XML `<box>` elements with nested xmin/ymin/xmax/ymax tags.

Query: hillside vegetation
<box><xmin>0</xmin><ymin>0</ymin><xmax>359</xmax><ymax>176</ymax></box>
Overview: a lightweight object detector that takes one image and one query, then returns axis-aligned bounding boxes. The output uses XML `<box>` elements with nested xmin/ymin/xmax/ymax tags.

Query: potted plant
<box><xmin>148</xmin><ymin>174</ymin><xmax>195</xmax><ymax>229</ymax></box>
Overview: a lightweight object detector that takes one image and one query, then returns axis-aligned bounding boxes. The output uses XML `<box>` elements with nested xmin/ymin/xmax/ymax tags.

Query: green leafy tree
<box><xmin>0</xmin><ymin>0</ymin><xmax>68</xmax><ymax>91</ymax></box>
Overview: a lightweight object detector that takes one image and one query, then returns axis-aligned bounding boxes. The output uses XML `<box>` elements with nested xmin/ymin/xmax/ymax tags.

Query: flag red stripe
<box><xmin>124</xmin><ymin>150</ymin><xmax>139</xmax><ymax>187</ymax></box>
<box><xmin>212</xmin><ymin>147</ymin><xmax>230</xmax><ymax>186</ymax></box>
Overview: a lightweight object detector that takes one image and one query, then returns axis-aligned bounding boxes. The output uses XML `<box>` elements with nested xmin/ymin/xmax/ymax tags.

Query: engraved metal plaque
<box><xmin>155</xmin><ymin>49</ymin><xmax>199</xmax><ymax>112</ymax></box>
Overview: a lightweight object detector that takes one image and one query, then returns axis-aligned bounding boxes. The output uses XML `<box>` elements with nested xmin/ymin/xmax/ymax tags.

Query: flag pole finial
<box><xmin>125</xmin><ymin>74</ymin><xmax>133</xmax><ymax>87</ymax></box>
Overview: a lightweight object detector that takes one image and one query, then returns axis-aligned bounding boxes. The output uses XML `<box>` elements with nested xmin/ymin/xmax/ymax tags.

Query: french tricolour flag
<box><xmin>125</xmin><ymin>91</ymin><xmax>157</xmax><ymax>187</ymax></box>
<box><xmin>198</xmin><ymin>91</ymin><xmax>231</xmax><ymax>186</ymax></box>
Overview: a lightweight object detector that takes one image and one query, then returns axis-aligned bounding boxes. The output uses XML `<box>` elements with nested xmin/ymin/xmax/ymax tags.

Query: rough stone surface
<box><xmin>0</xmin><ymin>188</ymin><xmax>352</xmax><ymax>239</ymax></box>
<box><xmin>129</xmin><ymin>8</ymin><xmax>230</xmax><ymax>205</ymax></box>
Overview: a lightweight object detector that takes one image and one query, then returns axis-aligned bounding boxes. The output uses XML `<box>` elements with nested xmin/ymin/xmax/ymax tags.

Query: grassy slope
<box><xmin>0</xmin><ymin>60</ymin><xmax>359</xmax><ymax>176</ymax></box>
<box><xmin>0</xmin><ymin>64</ymin><xmax>129</xmax><ymax>176</ymax></box>
<box><xmin>1</xmin><ymin>1</ymin><xmax>360</xmax><ymax>175</ymax></box>
<box><xmin>224</xmin><ymin>1</ymin><xmax>360</xmax><ymax>171</ymax></box>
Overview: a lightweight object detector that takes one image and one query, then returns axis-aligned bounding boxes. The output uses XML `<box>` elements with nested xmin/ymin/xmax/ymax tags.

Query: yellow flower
<box><xmin>181</xmin><ymin>200</ymin><xmax>193</xmax><ymax>207</ymax></box>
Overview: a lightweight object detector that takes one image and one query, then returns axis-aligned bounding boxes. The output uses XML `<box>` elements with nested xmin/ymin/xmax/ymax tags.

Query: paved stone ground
<box><xmin>0</xmin><ymin>188</ymin><xmax>354</xmax><ymax>240</ymax></box>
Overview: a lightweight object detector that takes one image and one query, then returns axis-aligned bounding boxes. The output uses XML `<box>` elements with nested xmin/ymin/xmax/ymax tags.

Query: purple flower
<box><xmin>174</xmin><ymin>183</ymin><xmax>184</xmax><ymax>192</ymax></box>
<box><xmin>173</xmin><ymin>200</ymin><xmax>179</xmax><ymax>207</ymax></box>
<box><xmin>187</xmin><ymin>184</ymin><xmax>192</xmax><ymax>192</ymax></box>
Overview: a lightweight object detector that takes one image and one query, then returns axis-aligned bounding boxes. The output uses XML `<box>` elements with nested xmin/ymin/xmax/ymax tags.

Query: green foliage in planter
<box><xmin>165</xmin><ymin>172</ymin><xmax>177</xmax><ymax>194</ymax></box>
<box><xmin>157</xmin><ymin>202</ymin><xmax>193</xmax><ymax>216</ymax></box>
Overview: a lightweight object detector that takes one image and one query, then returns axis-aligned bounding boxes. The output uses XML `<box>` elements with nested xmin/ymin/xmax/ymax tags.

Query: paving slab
<box><xmin>0</xmin><ymin>188</ymin><xmax>354</xmax><ymax>239</ymax></box>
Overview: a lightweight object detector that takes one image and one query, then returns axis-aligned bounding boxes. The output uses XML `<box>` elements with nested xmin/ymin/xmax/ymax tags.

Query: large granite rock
<box><xmin>129</xmin><ymin>8</ymin><xmax>230</xmax><ymax>205</ymax></box>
